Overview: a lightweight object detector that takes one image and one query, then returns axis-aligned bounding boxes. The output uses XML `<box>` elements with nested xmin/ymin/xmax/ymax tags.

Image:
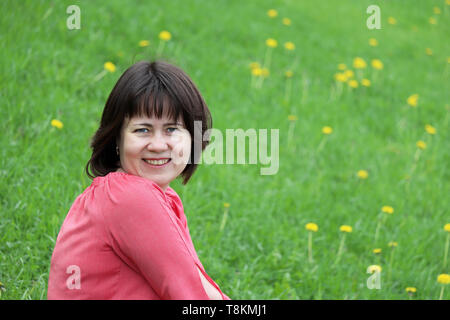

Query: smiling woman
<box><xmin>47</xmin><ymin>60</ymin><xmax>230</xmax><ymax>300</ymax></box>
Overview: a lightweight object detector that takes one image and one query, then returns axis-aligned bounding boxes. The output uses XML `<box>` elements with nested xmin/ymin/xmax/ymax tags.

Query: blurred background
<box><xmin>0</xmin><ymin>0</ymin><xmax>449</xmax><ymax>299</ymax></box>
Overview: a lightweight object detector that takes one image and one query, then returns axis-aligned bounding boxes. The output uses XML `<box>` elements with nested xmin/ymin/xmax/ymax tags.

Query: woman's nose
<box><xmin>147</xmin><ymin>132</ymin><xmax>169</xmax><ymax>152</ymax></box>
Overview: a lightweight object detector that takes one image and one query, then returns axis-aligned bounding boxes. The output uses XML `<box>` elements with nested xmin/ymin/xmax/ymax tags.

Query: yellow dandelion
<box><xmin>406</xmin><ymin>287</ymin><xmax>417</xmax><ymax>294</ymax></box>
<box><xmin>138</xmin><ymin>40</ymin><xmax>150</xmax><ymax>47</ymax></box>
<box><xmin>159</xmin><ymin>30</ymin><xmax>172</xmax><ymax>41</ymax></box>
<box><xmin>369</xmin><ymin>38</ymin><xmax>378</xmax><ymax>47</ymax></box>
<box><xmin>348</xmin><ymin>79</ymin><xmax>358</xmax><ymax>88</ymax></box>
<box><xmin>437</xmin><ymin>274</ymin><xmax>450</xmax><ymax>284</ymax></box>
<box><xmin>388</xmin><ymin>17</ymin><xmax>397</xmax><ymax>25</ymax></box>
<box><xmin>447</xmin><ymin>0</ymin><xmax>450</xmax><ymax>6</ymax></box>
<box><xmin>51</xmin><ymin>119</ymin><xmax>63</xmax><ymax>129</ymax></box>
<box><xmin>223</xmin><ymin>202</ymin><xmax>230</xmax><ymax>208</ymax></box>
<box><xmin>429</xmin><ymin>17</ymin><xmax>437</xmax><ymax>25</ymax></box>
<box><xmin>353</xmin><ymin>57</ymin><xmax>367</xmax><ymax>69</ymax></box>
<box><xmin>357</xmin><ymin>170</ymin><xmax>368</xmax><ymax>179</ymax></box>
<box><xmin>425</xmin><ymin>124</ymin><xmax>436</xmax><ymax>135</ymax></box>
<box><xmin>447</xmin><ymin>57</ymin><xmax>450</xmax><ymax>64</ymax></box>
<box><xmin>285</xmin><ymin>70</ymin><xmax>293</xmax><ymax>78</ymax></box>
<box><xmin>407</xmin><ymin>94</ymin><xmax>419</xmax><ymax>107</ymax></box>
<box><xmin>305</xmin><ymin>222</ymin><xmax>318</xmax><ymax>232</ymax></box>
<box><xmin>344</xmin><ymin>70</ymin><xmax>354</xmax><ymax>78</ymax></box>
<box><xmin>382</xmin><ymin>206</ymin><xmax>394</xmax><ymax>214</ymax></box>
<box><xmin>373</xmin><ymin>248</ymin><xmax>382</xmax><ymax>254</ymax></box>
<box><xmin>266</xmin><ymin>38</ymin><xmax>278</xmax><ymax>48</ymax></box>
<box><xmin>282</xmin><ymin>17</ymin><xmax>291</xmax><ymax>26</ymax></box>
<box><xmin>284</xmin><ymin>41</ymin><xmax>295</xmax><ymax>51</ymax></box>
<box><xmin>433</xmin><ymin>7</ymin><xmax>441</xmax><ymax>14</ymax></box>
<box><xmin>261</xmin><ymin>68</ymin><xmax>270</xmax><ymax>77</ymax></box>
<box><xmin>426</xmin><ymin>48</ymin><xmax>433</xmax><ymax>56</ymax></box>
<box><xmin>249</xmin><ymin>62</ymin><xmax>261</xmax><ymax>70</ymax></box>
<box><xmin>340</xmin><ymin>225</ymin><xmax>353</xmax><ymax>233</ymax></box>
<box><xmin>416</xmin><ymin>140</ymin><xmax>426</xmax><ymax>150</ymax></box>
<box><xmin>388</xmin><ymin>241</ymin><xmax>398</xmax><ymax>247</ymax></box>
<box><xmin>288</xmin><ymin>115</ymin><xmax>298</xmax><ymax>121</ymax></box>
<box><xmin>337</xmin><ymin>63</ymin><xmax>347</xmax><ymax>70</ymax></box>
<box><xmin>368</xmin><ymin>265</ymin><xmax>382</xmax><ymax>273</ymax></box>
<box><xmin>251</xmin><ymin>67</ymin><xmax>262</xmax><ymax>76</ymax></box>
<box><xmin>104</xmin><ymin>61</ymin><xmax>116</xmax><ymax>73</ymax></box>
<box><xmin>444</xmin><ymin>223</ymin><xmax>450</xmax><ymax>232</ymax></box>
<box><xmin>267</xmin><ymin>9</ymin><xmax>278</xmax><ymax>18</ymax></box>
<box><xmin>334</xmin><ymin>72</ymin><xmax>348</xmax><ymax>83</ymax></box>
<box><xmin>371</xmin><ymin>59</ymin><xmax>384</xmax><ymax>70</ymax></box>
<box><xmin>361</xmin><ymin>79</ymin><xmax>371</xmax><ymax>87</ymax></box>
<box><xmin>322</xmin><ymin>126</ymin><xmax>333</xmax><ymax>135</ymax></box>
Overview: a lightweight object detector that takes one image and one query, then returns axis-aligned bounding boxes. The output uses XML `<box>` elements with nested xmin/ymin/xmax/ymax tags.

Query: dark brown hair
<box><xmin>85</xmin><ymin>60</ymin><xmax>212</xmax><ymax>184</ymax></box>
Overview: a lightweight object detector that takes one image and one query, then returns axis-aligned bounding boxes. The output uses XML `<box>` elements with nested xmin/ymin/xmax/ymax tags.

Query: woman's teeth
<box><xmin>144</xmin><ymin>159</ymin><xmax>170</xmax><ymax>165</ymax></box>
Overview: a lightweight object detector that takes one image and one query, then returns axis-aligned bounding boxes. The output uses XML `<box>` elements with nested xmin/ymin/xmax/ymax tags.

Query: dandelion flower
<box><xmin>284</xmin><ymin>41</ymin><xmax>295</xmax><ymax>51</ymax></box>
<box><xmin>282</xmin><ymin>17</ymin><xmax>291</xmax><ymax>25</ymax></box>
<box><xmin>266</xmin><ymin>38</ymin><xmax>278</xmax><ymax>48</ymax></box>
<box><xmin>433</xmin><ymin>7</ymin><xmax>441</xmax><ymax>14</ymax></box>
<box><xmin>407</xmin><ymin>94</ymin><xmax>419</xmax><ymax>107</ymax></box>
<box><xmin>369</xmin><ymin>38</ymin><xmax>378</xmax><ymax>47</ymax></box>
<box><xmin>429</xmin><ymin>17</ymin><xmax>437</xmax><ymax>25</ymax></box>
<box><xmin>357</xmin><ymin>170</ymin><xmax>368</xmax><ymax>179</ymax></box>
<box><xmin>361</xmin><ymin>79</ymin><xmax>371</xmax><ymax>87</ymax></box>
<box><xmin>159</xmin><ymin>30</ymin><xmax>172</xmax><ymax>41</ymax></box>
<box><xmin>425</xmin><ymin>124</ymin><xmax>436</xmax><ymax>135</ymax></box>
<box><xmin>388</xmin><ymin>241</ymin><xmax>398</xmax><ymax>247</ymax></box>
<box><xmin>438</xmin><ymin>274</ymin><xmax>450</xmax><ymax>285</ymax></box>
<box><xmin>371</xmin><ymin>59</ymin><xmax>384</xmax><ymax>70</ymax></box>
<box><xmin>223</xmin><ymin>202</ymin><xmax>230</xmax><ymax>208</ymax></box>
<box><xmin>305</xmin><ymin>222</ymin><xmax>318</xmax><ymax>232</ymax></box>
<box><xmin>353</xmin><ymin>57</ymin><xmax>367</xmax><ymax>69</ymax></box>
<box><xmin>334</xmin><ymin>73</ymin><xmax>347</xmax><ymax>83</ymax></box>
<box><xmin>388</xmin><ymin>17</ymin><xmax>397</xmax><ymax>25</ymax></box>
<box><xmin>348</xmin><ymin>79</ymin><xmax>358</xmax><ymax>88</ymax></box>
<box><xmin>251</xmin><ymin>67</ymin><xmax>262</xmax><ymax>76</ymax></box>
<box><xmin>285</xmin><ymin>70</ymin><xmax>293</xmax><ymax>78</ymax></box>
<box><xmin>426</xmin><ymin>48</ymin><xmax>433</xmax><ymax>56</ymax></box>
<box><xmin>447</xmin><ymin>0</ymin><xmax>450</xmax><ymax>5</ymax></box>
<box><xmin>344</xmin><ymin>70</ymin><xmax>354</xmax><ymax>78</ymax></box>
<box><xmin>373</xmin><ymin>248</ymin><xmax>382</xmax><ymax>254</ymax></box>
<box><xmin>368</xmin><ymin>265</ymin><xmax>382</xmax><ymax>273</ymax></box>
<box><xmin>340</xmin><ymin>225</ymin><xmax>352</xmax><ymax>233</ymax></box>
<box><xmin>51</xmin><ymin>119</ymin><xmax>63</xmax><ymax>129</ymax></box>
<box><xmin>249</xmin><ymin>62</ymin><xmax>261</xmax><ymax>70</ymax></box>
<box><xmin>288</xmin><ymin>115</ymin><xmax>298</xmax><ymax>121</ymax></box>
<box><xmin>444</xmin><ymin>223</ymin><xmax>450</xmax><ymax>232</ymax></box>
<box><xmin>104</xmin><ymin>62</ymin><xmax>116</xmax><ymax>73</ymax></box>
<box><xmin>337</xmin><ymin>63</ymin><xmax>346</xmax><ymax>70</ymax></box>
<box><xmin>322</xmin><ymin>126</ymin><xmax>333</xmax><ymax>135</ymax></box>
<box><xmin>382</xmin><ymin>206</ymin><xmax>394</xmax><ymax>214</ymax></box>
<box><xmin>406</xmin><ymin>287</ymin><xmax>417</xmax><ymax>293</ymax></box>
<box><xmin>267</xmin><ymin>9</ymin><xmax>278</xmax><ymax>18</ymax></box>
<box><xmin>138</xmin><ymin>40</ymin><xmax>150</xmax><ymax>47</ymax></box>
<box><xmin>416</xmin><ymin>140</ymin><xmax>426</xmax><ymax>150</ymax></box>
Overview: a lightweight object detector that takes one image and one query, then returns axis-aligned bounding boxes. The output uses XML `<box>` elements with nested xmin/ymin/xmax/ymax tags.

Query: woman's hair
<box><xmin>85</xmin><ymin>60</ymin><xmax>212</xmax><ymax>184</ymax></box>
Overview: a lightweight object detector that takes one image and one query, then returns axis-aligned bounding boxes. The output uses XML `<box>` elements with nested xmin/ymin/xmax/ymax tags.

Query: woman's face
<box><xmin>116</xmin><ymin>114</ymin><xmax>191</xmax><ymax>191</ymax></box>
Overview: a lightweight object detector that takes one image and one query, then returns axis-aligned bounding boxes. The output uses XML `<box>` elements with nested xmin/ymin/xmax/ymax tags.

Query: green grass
<box><xmin>0</xmin><ymin>0</ymin><xmax>449</xmax><ymax>300</ymax></box>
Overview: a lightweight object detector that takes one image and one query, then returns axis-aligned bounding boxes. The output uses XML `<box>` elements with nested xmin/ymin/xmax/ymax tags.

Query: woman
<box><xmin>48</xmin><ymin>60</ymin><xmax>230</xmax><ymax>300</ymax></box>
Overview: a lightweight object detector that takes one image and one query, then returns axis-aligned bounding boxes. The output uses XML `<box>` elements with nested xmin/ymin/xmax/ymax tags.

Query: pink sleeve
<box><xmin>103</xmin><ymin>178</ymin><xmax>212</xmax><ymax>300</ymax></box>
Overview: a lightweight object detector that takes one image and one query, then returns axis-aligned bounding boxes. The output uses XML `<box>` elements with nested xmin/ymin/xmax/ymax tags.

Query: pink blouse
<box><xmin>47</xmin><ymin>171</ymin><xmax>230</xmax><ymax>300</ymax></box>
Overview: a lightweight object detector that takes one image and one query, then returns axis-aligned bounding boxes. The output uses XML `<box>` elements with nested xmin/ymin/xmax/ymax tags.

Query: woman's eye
<box><xmin>166</xmin><ymin>127</ymin><xmax>177</xmax><ymax>133</ymax></box>
<box><xmin>136</xmin><ymin>128</ymin><xmax>149</xmax><ymax>133</ymax></box>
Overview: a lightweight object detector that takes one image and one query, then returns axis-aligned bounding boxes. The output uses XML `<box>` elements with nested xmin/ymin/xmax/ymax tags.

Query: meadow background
<box><xmin>0</xmin><ymin>0</ymin><xmax>449</xmax><ymax>300</ymax></box>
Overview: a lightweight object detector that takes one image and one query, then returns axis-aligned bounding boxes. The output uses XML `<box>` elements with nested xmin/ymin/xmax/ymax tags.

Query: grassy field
<box><xmin>0</xmin><ymin>0</ymin><xmax>449</xmax><ymax>300</ymax></box>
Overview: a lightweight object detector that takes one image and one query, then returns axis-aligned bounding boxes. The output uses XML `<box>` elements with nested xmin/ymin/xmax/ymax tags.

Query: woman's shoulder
<box><xmin>94</xmin><ymin>171</ymin><xmax>165</xmax><ymax>205</ymax></box>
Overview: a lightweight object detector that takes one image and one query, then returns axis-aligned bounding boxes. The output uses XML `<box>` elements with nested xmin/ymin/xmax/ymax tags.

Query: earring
<box><xmin>116</xmin><ymin>146</ymin><xmax>119</xmax><ymax>155</ymax></box>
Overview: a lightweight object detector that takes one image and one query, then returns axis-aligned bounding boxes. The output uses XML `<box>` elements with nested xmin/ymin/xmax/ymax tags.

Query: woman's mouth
<box><xmin>143</xmin><ymin>158</ymin><xmax>171</xmax><ymax>167</ymax></box>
